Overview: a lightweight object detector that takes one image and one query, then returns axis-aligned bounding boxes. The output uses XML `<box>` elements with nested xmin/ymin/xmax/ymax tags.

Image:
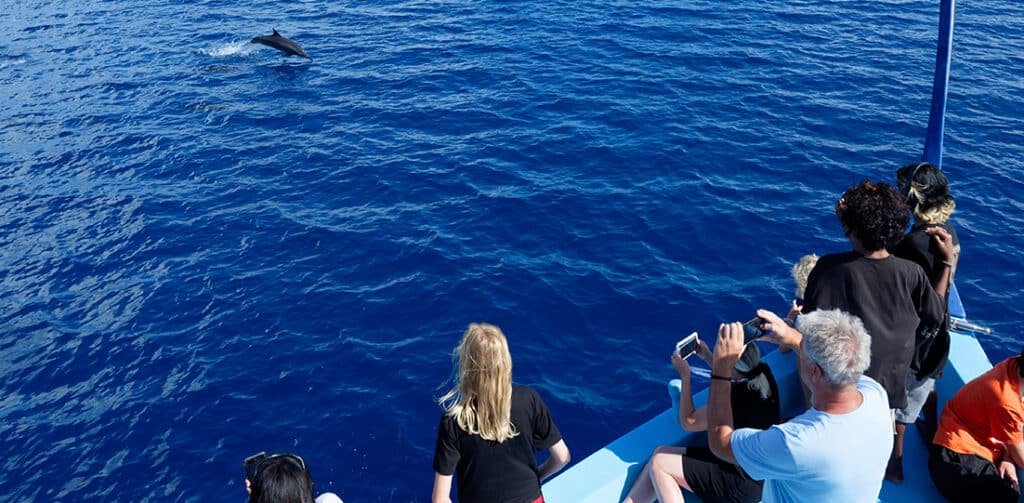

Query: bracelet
<box><xmin>942</xmin><ymin>260</ymin><xmax>954</xmax><ymax>267</ymax></box>
<box><xmin>710</xmin><ymin>374</ymin><xmax>732</xmax><ymax>382</ymax></box>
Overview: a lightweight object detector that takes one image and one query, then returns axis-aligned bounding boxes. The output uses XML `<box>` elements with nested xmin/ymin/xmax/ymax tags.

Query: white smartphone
<box><xmin>675</xmin><ymin>332</ymin><xmax>699</xmax><ymax>359</ymax></box>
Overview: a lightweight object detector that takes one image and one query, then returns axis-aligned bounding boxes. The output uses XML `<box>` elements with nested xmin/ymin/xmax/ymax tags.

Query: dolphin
<box><xmin>250</xmin><ymin>29</ymin><xmax>311</xmax><ymax>60</ymax></box>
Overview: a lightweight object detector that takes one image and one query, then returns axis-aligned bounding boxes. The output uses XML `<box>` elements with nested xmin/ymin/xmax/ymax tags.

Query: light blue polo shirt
<box><xmin>731</xmin><ymin>376</ymin><xmax>893</xmax><ymax>503</ymax></box>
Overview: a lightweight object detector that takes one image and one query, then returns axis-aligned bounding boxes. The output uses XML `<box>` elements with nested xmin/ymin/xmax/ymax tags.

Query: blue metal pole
<box><xmin>922</xmin><ymin>0</ymin><xmax>956</xmax><ymax>168</ymax></box>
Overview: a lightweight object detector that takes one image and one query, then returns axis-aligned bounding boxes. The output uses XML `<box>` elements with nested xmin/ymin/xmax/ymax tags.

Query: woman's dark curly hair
<box><xmin>835</xmin><ymin>181</ymin><xmax>910</xmax><ymax>252</ymax></box>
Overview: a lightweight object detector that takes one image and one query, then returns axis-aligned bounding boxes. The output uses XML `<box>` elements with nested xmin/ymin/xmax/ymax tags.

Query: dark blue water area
<box><xmin>1</xmin><ymin>0</ymin><xmax>1022</xmax><ymax>500</ymax></box>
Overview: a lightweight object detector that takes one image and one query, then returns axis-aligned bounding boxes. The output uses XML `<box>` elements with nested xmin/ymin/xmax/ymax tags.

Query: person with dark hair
<box><xmin>888</xmin><ymin>161</ymin><xmax>962</xmax><ymax>482</ymax></box>
<box><xmin>622</xmin><ymin>339</ymin><xmax>780</xmax><ymax>503</ymax></box>
<box><xmin>245</xmin><ymin>453</ymin><xmax>342</xmax><ymax>503</ymax></box>
<box><xmin>801</xmin><ymin>181</ymin><xmax>954</xmax><ymax>470</ymax></box>
<box><xmin>929</xmin><ymin>349</ymin><xmax>1024</xmax><ymax>502</ymax></box>
<box><xmin>804</xmin><ymin>181</ymin><xmax>952</xmax><ymax>407</ymax></box>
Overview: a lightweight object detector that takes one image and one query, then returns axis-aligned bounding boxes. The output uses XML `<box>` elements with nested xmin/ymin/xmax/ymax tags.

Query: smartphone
<box><xmin>244</xmin><ymin>452</ymin><xmax>267</xmax><ymax>481</ymax></box>
<box><xmin>675</xmin><ymin>332</ymin><xmax>699</xmax><ymax>359</ymax></box>
<box><xmin>742</xmin><ymin>317</ymin><xmax>765</xmax><ymax>343</ymax></box>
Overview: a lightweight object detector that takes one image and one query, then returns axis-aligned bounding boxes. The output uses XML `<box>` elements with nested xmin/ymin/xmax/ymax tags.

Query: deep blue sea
<box><xmin>2</xmin><ymin>0</ymin><xmax>1022</xmax><ymax>501</ymax></box>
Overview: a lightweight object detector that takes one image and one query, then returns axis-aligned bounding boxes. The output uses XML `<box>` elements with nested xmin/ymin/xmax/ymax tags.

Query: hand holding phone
<box><xmin>694</xmin><ymin>338</ymin><xmax>713</xmax><ymax>364</ymax></box>
<box><xmin>675</xmin><ymin>332</ymin><xmax>699</xmax><ymax>359</ymax></box>
<box><xmin>755</xmin><ymin>308</ymin><xmax>803</xmax><ymax>350</ymax></box>
<box><xmin>671</xmin><ymin>351</ymin><xmax>691</xmax><ymax>377</ymax></box>
<box><xmin>742</xmin><ymin>317</ymin><xmax>766</xmax><ymax>343</ymax></box>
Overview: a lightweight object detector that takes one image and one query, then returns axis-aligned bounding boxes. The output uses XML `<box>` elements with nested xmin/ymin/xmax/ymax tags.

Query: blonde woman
<box><xmin>431</xmin><ymin>323</ymin><xmax>571</xmax><ymax>503</ymax></box>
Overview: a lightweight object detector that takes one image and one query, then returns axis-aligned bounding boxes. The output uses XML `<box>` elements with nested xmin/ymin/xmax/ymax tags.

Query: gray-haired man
<box><xmin>704</xmin><ymin>308</ymin><xmax>893</xmax><ymax>503</ymax></box>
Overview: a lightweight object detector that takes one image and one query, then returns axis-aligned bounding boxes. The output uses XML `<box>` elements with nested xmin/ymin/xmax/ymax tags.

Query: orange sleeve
<box><xmin>992</xmin><ymin>378</ymin><xmax>1024</xmax><ymax>446</ymax></box>
<box><xmin>993</xmin><ymin>405</ymin><xmax>1024</xmax><ymax>446</ymax></box>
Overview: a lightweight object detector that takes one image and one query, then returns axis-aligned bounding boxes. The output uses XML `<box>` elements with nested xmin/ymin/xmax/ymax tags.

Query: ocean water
<box><xmin>2</xmin><ymin>0</ymin><xmax>1022</xmax><ymax>501</ymax></box>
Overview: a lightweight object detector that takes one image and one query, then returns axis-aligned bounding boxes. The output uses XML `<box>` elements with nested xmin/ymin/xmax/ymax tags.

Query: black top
<box><xmin>433</xmin><ymin>386</ymin><xmax>562</xmax><ymax>503</ymax></box>
<box><xmin>732</xmin><ymin>363</ymin><xmax>781</xmax><ymax>431</ymax></box>
<box><xmin>803</xmin><ymin>252</ymin><xmax>945</xmax><ymax>409</ymax></box>
<box><xmin>893</xmin><ymin>221</ymin><xmax>960</xmax><ymax>379</ymax></box>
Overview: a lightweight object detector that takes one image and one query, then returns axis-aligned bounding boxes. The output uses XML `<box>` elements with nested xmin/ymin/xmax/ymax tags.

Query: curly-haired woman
<box><xmin>801</xmin><ymin>181</ymin><xmax>953</xmax><ymax>414</ymax></box>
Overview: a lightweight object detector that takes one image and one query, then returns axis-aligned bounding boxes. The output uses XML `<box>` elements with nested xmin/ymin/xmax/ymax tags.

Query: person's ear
<box><xmin>811</xmin><ymin>362</ymin><xmax>824</xmax><ymax>383</ymax></box>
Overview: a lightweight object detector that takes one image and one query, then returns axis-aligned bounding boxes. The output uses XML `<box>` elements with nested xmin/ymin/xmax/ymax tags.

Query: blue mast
<box><xmin>923</xmin><ymin>0</ymin><xmax>967</xmax><ymax>318</ymax></box>
<box><xmin>922</xmin><ymin>0</ymin><xmax>956</xmax><ymax>167</ymax></box>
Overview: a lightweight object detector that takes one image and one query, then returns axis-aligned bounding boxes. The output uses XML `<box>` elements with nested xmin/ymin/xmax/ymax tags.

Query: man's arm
<box><xmin>680</xmin><ymin>405</ymin><xmax>708</xmax><ymax>433</ymax></box>
<box><xmin>1006</xmin><ymin>441</ymin><xmax>1024</xmax><ymax>467</ymax></box>
<box><xmin>919</xmin><ymin>226</ymin><xmax>956</xmax><ymax>335</ymax></box>
<box><xmin>925</xmin><ymin>226</ymin><xmax>955</xmax><ymax>299</ymax></box>
<box><xmin>707</xmin><ymin>322</ymin><xmax>745</xmax><ymax>463</ymax></box>
<box><xmin>757</xmin><ymin>309</ymin><xmax>804</xmax><ymax>351</ymax></box>
<box><xmin>999</xmin><ymin>442</ymin><xmax>1024</xmax><ymax>495</ymax></box>
<box><xmin>538</xmin><ymin>439</ymin><xmax>571</xmax><ymax>482</ymax></box>
<box><xmin>431</xmin><ymin>473</ymin><xmax>453</xmax><ymax>503</ymax></box>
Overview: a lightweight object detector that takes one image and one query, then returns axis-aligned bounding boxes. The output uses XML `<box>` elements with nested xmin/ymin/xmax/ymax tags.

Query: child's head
<box><xmin>791</xmin><ymin>254</ymin><xmax>819</xmax><ymax>300</ymax></box>
<box><xmin>439</xmin><ymin>323</ymin><xmax>518</xmax><ymax>443</ymax></box>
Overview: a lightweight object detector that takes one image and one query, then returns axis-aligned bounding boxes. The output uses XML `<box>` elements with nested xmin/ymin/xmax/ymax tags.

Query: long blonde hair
<box><xmin>438</xmin><ymin>323</ymin><xmax>518</xmax><ymax>442</ymax></box>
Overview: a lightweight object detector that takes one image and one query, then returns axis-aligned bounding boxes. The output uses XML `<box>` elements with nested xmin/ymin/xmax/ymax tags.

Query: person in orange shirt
<box><xmin>930</xmin><ymin>349</ymin><xmax>1024</xmax><ymax>502</ymax></box>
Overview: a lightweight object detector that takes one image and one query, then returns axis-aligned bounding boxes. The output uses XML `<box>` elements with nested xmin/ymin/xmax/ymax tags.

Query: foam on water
<box><xmin>203</xmin><ymin>40</ymin><xmax>260</xmax><ymax>58</ymax></box>
<box><xmin>0</xmin><ymin>58</ymin><xmax>27</xmax><ymax>69</ymax></box>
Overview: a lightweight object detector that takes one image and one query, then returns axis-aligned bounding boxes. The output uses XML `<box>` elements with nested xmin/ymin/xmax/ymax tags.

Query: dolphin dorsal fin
<box><xmin>272</xmin><ymin>28</ymin><xmax>280</xmax><ymax>36</ymax></box>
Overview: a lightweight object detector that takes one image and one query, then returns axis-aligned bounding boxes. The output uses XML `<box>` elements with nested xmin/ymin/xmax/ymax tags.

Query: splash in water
<box><xmin>202</xmin><ymin>41</ymin><xmax>259</xmax><ymax>58</ymax></box>
<box><xmin>0</xmin><ymin>58</ymin><xmax>27</xmax><ymax>69</ymax></box>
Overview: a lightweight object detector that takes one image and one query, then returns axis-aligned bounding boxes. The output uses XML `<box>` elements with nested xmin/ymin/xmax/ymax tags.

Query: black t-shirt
<box><xmin>893</xmin><ymin>222</ymin><xmax>960</xmax><ymax>379</ymax></box>
<box><xmin>732</xmin><ymin>364</ymin><xmax>781</xmax><ymax>431</ymax></box>
<box><xmin>433</xmin><ymin>386</ymin><xmax>562</xmax><ymax>503</ymax></box>
<box><xmin>692</xmin><ymin>365</ymin><xmax>780</xmax><ymax>485</ymax></box>
<box><xmin>803</xmin><ymin>252</ymin><xmax>945</xmax><ymax>409</ymax></box>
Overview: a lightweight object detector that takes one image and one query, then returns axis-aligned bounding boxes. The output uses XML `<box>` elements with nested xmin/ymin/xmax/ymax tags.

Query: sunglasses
<box><xmin>898</xmin><ymin>162</ymin><xmax>928</xmax><ymax>194</ymax></box>
<box><xmin>244</xmin><ymin>452</ymin><xmax>307</xmax><ymax>482</ymax></box>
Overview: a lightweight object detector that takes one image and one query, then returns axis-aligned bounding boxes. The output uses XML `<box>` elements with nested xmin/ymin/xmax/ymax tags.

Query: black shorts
<box><xmin>681</xmin><ymin>447</ymin><xmax>763</xmax><ymax>503</ymax></box>
<box><xmin>928</xmin><ymin>445</ymin><xmax>1019</xmax><ymax>503</ymax></box>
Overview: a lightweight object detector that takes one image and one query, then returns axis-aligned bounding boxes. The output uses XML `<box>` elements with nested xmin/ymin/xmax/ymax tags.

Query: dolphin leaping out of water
<box><xmin>251</xmin><ymin>29</ymin><xmax>311</xmax><ymax>60</ymax></box>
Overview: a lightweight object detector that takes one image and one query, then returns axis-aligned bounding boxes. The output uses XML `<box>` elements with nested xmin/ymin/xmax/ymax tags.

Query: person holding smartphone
<box><xmin>709</xmin><ymin>309</ymin><xmax>894</xmax><ymax>503</ymax></box>
<box><xmin>622</xmin><ymin>333</ymin><xmax>780</xmax><ymax>503</ymax></box>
